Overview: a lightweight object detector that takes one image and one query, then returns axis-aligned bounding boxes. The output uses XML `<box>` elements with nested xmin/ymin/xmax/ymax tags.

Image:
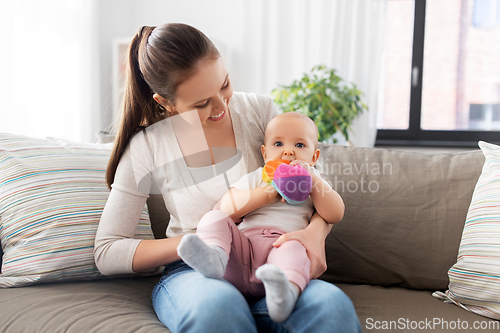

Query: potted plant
<box><xmin>272</xmin><ymin>65</ymin><xmax>367</xmax><ymax>144</ymax></box>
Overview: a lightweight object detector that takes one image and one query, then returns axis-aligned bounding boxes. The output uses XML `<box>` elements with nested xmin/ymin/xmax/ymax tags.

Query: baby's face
<box><xmin>261</xmin><ymin>115</ymin><xmax>319</xmax><ymax>165</ymax></box>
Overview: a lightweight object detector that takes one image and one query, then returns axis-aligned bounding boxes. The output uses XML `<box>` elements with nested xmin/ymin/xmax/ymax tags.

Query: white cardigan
<box><xmin>94</xmin><ymin>92</ymin><xmax>279</xmax><ymax>275</ymax></box>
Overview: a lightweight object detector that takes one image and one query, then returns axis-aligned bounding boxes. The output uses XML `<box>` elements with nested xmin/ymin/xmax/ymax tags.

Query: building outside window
<box><xmin>377</xmin><ymin>0</ymin><xmax>500</xmax><ymax>146</ymax></box>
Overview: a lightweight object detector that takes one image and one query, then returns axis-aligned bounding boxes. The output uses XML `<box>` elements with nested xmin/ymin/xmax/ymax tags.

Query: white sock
<box><xmin>256</xmin><ymin>264</ymin><xmax>299</xmax><ymax>323</ymax></box>
<box><xmin>177</xmin><ymin>234</ymin><xmax>228</xmax><ymax>279</ymax></box>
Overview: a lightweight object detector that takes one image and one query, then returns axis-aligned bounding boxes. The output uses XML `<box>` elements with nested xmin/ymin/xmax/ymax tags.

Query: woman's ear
<box><xmin>153</xmin><ymin>93</ymin><xmax>166</xmax><ymax>106</ymax></box>
<box><xmin>153</xmin><ymin>93</ymin><xmax>175</xmax><ymax>113</ymax></box>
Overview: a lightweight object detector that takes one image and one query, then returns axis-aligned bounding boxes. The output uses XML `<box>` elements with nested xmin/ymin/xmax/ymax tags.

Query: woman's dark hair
<box><xmin>106</xmin><ymin>23</ymin><xmax>220</xmax><ymax>188</ymax></box>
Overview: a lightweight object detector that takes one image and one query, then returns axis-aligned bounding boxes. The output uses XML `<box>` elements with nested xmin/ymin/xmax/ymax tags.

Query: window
<box><xmin>377</xmin><ymin>0</ymin><xmax>500</xmax><ymax>146</ymax></box>
<box><xmin>474</xmin><ymin>0</ymin><xmax>500</xmax><ymax>28</ymax></box>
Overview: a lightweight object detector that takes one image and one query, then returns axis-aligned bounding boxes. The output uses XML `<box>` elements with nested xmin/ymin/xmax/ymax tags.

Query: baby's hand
<box><xmin>263</xmin><ymin>185</ymin><xmax>281</xmax><ymax>204</ymax></box>
<box><xmin>289</xmin><ymin>160</ymin><xmax>314</xmax><ymax>175</ymax></box>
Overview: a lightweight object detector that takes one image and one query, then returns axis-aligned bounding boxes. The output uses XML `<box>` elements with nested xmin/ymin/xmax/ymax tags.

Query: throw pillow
<box><xmin>0</xmin><ymin>133</ymin><xmax>154</xmax><ymax>287</ymax></box>
<box><xmin>433</xmin><ymin>141</ymin><xmax>500</xmax><ymax>320</ymax></box>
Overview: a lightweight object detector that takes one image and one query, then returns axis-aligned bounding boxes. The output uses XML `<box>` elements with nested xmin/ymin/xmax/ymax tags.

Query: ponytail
<box><xmin>105</xmin><ymin>26</ymin><xmax>164</xmax><ymax>188</ymax></box>
<box><xmin>105</xmin><ymin>23</ymin><xmax>220</xmax><ymax>189</ymax></box>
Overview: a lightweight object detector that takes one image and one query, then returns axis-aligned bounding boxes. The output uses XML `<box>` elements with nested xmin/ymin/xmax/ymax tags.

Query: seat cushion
<box><xmin>0</xmin><ymin>277</ymin><xmax>169</xmax><ymax>333</ymax></box>
<box><xmin>336</xmin><ymin>283</ymin><xmax>499</xmax><ymax>332</ymax></box>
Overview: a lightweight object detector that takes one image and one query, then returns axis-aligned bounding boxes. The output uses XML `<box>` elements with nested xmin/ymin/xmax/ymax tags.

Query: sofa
<box><xmin>1</xmin><ymin>132</ymin><xmax>499</xmax><ymax>332</ymax></box>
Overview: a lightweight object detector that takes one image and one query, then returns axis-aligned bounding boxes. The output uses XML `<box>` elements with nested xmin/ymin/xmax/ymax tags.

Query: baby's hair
<box><xmin>265</xmin><ymin>112</ymin><xmax>319</xmax><ymax>148</ymax></box>
<box><xmin>106</xmin><ymin>23</ymin><xmax>220</xmax><ymax>188</ymax></box>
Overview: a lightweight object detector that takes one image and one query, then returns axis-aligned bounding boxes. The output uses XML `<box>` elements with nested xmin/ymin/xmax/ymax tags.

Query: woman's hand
<box><xmin>272</xmin><ymin>212</ymin><xmax>332</xmax><ymax>279</ymax></box>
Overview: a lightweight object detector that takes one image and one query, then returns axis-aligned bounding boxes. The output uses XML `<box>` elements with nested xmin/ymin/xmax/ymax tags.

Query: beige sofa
<box><xmin>1</xmin><ymin>142</ymin><xmax>499</xmax><ymax>332</ymax></box>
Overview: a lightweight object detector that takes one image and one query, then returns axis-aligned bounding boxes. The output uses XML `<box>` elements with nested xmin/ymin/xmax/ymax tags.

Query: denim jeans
<box><xmin>151</xmin><ymin>261</ymin><xmax>361</xmax><ymax>333</ymax></box>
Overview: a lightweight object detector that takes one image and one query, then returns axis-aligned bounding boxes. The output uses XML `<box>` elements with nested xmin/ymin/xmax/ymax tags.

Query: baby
<box><xmin>177</xmin><ymin>112</ymin><xmax>344</xmax><ymax>322</ymax></box>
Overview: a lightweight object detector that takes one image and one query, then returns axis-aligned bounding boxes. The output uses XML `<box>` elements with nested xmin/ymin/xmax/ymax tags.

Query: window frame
<box><xmin>376</xmin><ymin>0</ymin><xmax>500</xmax><ymax>147</ymax></box>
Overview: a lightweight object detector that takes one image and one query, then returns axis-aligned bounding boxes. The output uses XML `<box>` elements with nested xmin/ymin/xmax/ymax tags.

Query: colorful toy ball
<box><xmin>262</xmin><ymin>159</ymin><xmax>290</xmax><ymax>184</ymax></box>
<box><xmin>262</xmin><ymin>160</ymin><xmax>313</xmax><ymax>205</ymax></box>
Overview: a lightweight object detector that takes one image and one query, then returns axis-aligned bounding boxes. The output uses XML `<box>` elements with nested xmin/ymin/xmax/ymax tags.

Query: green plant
<box><xmin>272</xmin><ymin>65</ymin><xmax>367</xmax><ymax>144</ymax></box>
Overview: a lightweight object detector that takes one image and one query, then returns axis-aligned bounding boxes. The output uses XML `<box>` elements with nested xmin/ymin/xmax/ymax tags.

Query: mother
<box><xmin>94</xmin><ymin>23</ymin><xmax>361</xmax><ymax>333</ymax></box>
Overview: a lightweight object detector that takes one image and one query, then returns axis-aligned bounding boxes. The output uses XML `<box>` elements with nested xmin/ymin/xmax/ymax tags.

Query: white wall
<box><xmin>98</xmin><ymin>0</ymin><xmax>251</xmax><ymax>132</ymax></box>
<box><xmin>98</xmin><ymin>0</ymin><xmax>135</xmax><ymax>133</ymax></box>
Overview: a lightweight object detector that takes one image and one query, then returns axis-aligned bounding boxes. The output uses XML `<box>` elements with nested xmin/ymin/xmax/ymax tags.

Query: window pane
<box><xmin>378</xmin><ymin>0</ymin><xmax>415</xmax><ymax>130</ymax></box>
<box><xmin>421</xmin><ymin>0</ymin><xmax>500</xmax><ymax>131</ymax></box>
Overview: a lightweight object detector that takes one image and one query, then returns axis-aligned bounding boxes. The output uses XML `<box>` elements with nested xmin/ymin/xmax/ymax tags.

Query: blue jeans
<box><xmin>152</xmin><ymin>261</ymin><xmax>361</xmax><ymax>333</ymax></box>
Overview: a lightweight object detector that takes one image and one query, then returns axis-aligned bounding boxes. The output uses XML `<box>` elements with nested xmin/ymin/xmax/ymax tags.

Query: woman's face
<box><xmin>158</xmin><ymin>57</ymin><xmax>233</xmax><ymax>129</ymax></box>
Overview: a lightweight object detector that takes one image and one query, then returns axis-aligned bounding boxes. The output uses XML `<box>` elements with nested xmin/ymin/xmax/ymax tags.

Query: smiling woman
<box><xmin>0</xmin><ymin>0</ymin><xmax>100</xmax><ymax>142</ymax></box>
<box><xmin>94</xmin><ymin>22</ymin><xmax>361</xmax><ymax>333</ymax></box>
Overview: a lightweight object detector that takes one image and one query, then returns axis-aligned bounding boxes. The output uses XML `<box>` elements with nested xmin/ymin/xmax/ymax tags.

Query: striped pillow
<box><xmin>0</xmin><ymin>133</ymin><xmax>154</xmax><ymax>287</ymax></box>
<box><xmin>433</xmin><ymin>141</ymin><xmax>500</xmax><ymax>319</ymax></box>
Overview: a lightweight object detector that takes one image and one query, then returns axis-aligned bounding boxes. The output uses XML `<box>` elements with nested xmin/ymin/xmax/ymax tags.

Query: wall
<box><xmin>98</xmin><ymin>0</ymin><xmax>135</xmax><ymax>133</ymax></box>
<box><xmin>97</xmin><ymin>0</ymin><xmax>248</xmax><ymax>132</ymax></box>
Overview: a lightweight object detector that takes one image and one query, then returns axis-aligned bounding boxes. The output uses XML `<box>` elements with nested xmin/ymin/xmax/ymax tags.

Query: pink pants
<box><xmin>196</xmin><ymin>210</ymin><xmax>311</xmax><ymax>297</ymax></box>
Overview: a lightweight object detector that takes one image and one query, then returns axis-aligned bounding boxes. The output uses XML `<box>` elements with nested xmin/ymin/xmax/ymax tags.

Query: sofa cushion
<box><xmin>337</xmin><ymin>283</ymin><xmax>499</xmax><ymax>332</ymax></box>
<box><xmin>433</xmin><ymin>142</ymin><xmax>500</xmax><ymax>320</ymax></box>
<box><xmin>0</xmin><ymin>277</ymin><xmax>169</xmax><ymax>332</ymax></box>
<box><xmin>0</xmin><ymin>133</ymin><xmax>154</xmax><ymax>287</ymax></box>
<box><xmin>317</xmin><ymin>144</ymin><xmax>484</xmax><ymax>290</ymax></box>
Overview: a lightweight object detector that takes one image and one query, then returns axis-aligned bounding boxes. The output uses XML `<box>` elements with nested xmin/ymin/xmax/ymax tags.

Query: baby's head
<box><xmin>261</xmin><ymin>112</ymin><xmax>320</xmax><ymax>166</ymax></box>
